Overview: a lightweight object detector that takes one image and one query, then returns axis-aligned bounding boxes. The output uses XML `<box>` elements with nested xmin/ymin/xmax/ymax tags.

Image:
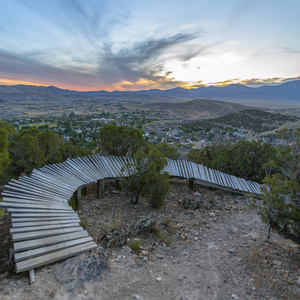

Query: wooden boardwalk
<box><xmin>0</xmin><ymin>155</ymin><xmax>261</xmax><ymax>279</ymax></box>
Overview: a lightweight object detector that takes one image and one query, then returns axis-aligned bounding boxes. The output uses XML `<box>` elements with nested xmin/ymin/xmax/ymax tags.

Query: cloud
<box><xmin>237</xmin><ymin>76</ymin><xmax>300</xmax><ymax>86</ymax></box>
<box><xmin>96</xmin><ymin>32</ymin><xmax>203</xmax><ymax>89</ymax></box>
<box><xmin>0</xmin><ymin>49</ymin><xmax>104</xmax><ymax>90</ymax></box>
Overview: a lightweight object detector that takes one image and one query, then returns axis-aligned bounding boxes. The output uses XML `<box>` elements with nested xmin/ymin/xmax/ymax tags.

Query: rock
<box><xmin>231</xmin><ymin>294</ymin><xmax>239</xmax><ymax>299</ymax></box>
<box><xmin>156</xmin><ymin>276</ymin><xmax>162</xmax><ymax>282</ymax></box>
<box><xmin>296</xmin><ymin>277</ymin><xmax>300</xmax><ymax>287</ymax></box>
<box><xmin>53</xmin><ymin>253</ymin><xmax>107</xmax><ymax>292</ymax></box>
<box><xmin>157</xmin><ymin>254</ymin><xmax>164</xmax><ymax>259</ymax></box>
<box><xmin>141</xmin><ymin>250</ymin><xmax>149</xmax><ymax>257</ymax></box>
<box><xmin>194</xmin><ymin>191</ymin><xmax>202</xmax><ymax>196</ymax></box>
<box><xmin>273</xmin><ymin>260</ymin><xmax>282</xmax><ymax>266</ymax></box>
<box><xmin>228</xmin><ymin>249</ymin><xmax>236</xmax><ymax>255</ymax></box>
<box><xmin>134</xmin><ymin>217</ymin><xmax>156</xmax><ymax>234</ymax></box>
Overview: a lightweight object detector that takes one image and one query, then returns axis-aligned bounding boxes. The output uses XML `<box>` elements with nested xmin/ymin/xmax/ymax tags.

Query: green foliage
<box><xmin>2</xmin><ymin>127</ymin><xmax>91</xmax><ymax>180</ymax></box>
<box><xmin>0</xmin><ymin>121</ymin><xmax>15</xmax><ymax>136</ymax></box>
<box><xmin>188</xmin><ymin>140</ymin><xmax>278</xmax><ymax>183</ymax></box>
<box><xmin>0</xmin><ymin>128</ymin><xmax>10</xmax><ymax>175</ymax></box>
<box><xmin>98</xmin><ymin>124</ymin><xmax>146</xmax><ymax>156</ymax></box>
<box><xmin>69</xmin><ymin>197</ymin><xmax>77</xmax><ymax>211</ymax></box>
<box><xmin>128</xmin><ymin>240</ymin><xmax>141</xmax><ymax>252</ymax></box>
<box><xmin>183</xmin><ymin>109</ymin><xmax>299</xmax><ymax>133</ymax></box>
<box><xmin>150</xmin><ymin>142</ymin><xmax>179</xmax><ymax>160</ymax></box>
<box><xmin>121</xmin><ymin>148</ymin><xmax>170</xmax><ymax>208</ymax></box>
<box><xmin>153</xmin><ymin>224</ymin><xmax>173</xmax><ymax>245</ymax></box>
<box><xmin>256</xmin><ymin>136</ymin><xmax>300</xmax><ymax>244</ymax></box>
<box><xmin>80</xmin><ymin>218</ymin><xmax>88</xmax><ymax>230</ymax></box>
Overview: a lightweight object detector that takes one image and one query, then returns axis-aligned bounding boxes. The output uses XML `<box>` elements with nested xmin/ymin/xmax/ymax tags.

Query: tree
<box><xmin>255</xmin><ymin>133</ymin><xmax>300</xmax><ymax>244</ymax></box>
<box><xmin>150</xmin><ymin>142</ymin><xmax>179</xmax><ymax>160</ymax></box>
<box><xmin>188</xmin><ymin>140</ymin><xmax>278</xmax><ymax>183</ymax></box>
<box><xmin>98</xmin><ymin>125</ymin><xmax>146</xmax><ymax>156</ymax></box>
<box><xmin>121</xmin><ymin>148</ymin><xmax>170</xmax><ymax>208</ymax></box>
<box><xmin>8</xmin><ymin>133</ymin><xmax>46</xmax><ymax>176</ymax></box>
<box><xmin>0</xmin><ymin>128</ymin><xmax>10</xmax><ymax>174</ymax></box>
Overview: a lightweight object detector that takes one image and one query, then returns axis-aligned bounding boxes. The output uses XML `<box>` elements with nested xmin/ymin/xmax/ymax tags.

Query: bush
<box><xmin>128</xmin><ymin>240</ymin><xmax>141</xmax><ymax>253</ymax></box>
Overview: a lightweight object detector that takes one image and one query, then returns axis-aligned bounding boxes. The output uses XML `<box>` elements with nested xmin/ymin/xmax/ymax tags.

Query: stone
<box><xmin>156</xmin><ymin>276</ymin><xmax>162</xmax><ymax>282</ymax></box>
<box><xmin>231</xmin><ymin>294</ymin><xmax>239</xmax><ymax>300</ymax></box>
<box><xmin>52</xmin><ymin>253</ymin><xmax>107</xmax><ymax>292</ymax></box>
<box><xmin>141</xmin><ymin>250</ymin><xmax>149</xmax><ymax>257</ymax></box>
<box><xmin>228</xmin><ymin>249</ymin><xmax>236</xmax><ymax>255</ymax></box>
<box><xmin>272</xmin><ymin>260</ymin><xmax>282</xmax><ymax>266</ymax></box>
<box><xmin>296</xmin><ymin>277</ymin><xmax>300</xmax><ymax>287</ymax></box>
<box><xmin>194</xmin><ymin>191</ymin><xmax>202</xmax><ymax>196</ymax></box>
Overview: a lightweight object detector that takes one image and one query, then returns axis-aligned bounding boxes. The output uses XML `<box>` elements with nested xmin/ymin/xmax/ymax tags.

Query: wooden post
<box><xmin>29</xmin><ymin>269</ymin><xmax>35</xmax><ymax>284</ymax></box>
<box><xmin>74</xmin><ymin>188</ymin><xmax>82</xmax><ymax>209</ymax></box>
<box><xmin>115</xmin><ymin>179</ymin><xmax>121</xmax><ymax>190</ymax></box>
<box><xmin>189</xmin><ymin>179</ymin><xmax>194</xmax><ymax>190</ymax></box>
<box><xmin>97</xmin><ymin>179</ymin><xmax>104</xmax><ymax>199</ymax></box>
<box><xmin>82</xmin><ymin>185</ymin><xmax>88</xmax><ymax>196</ymax></box>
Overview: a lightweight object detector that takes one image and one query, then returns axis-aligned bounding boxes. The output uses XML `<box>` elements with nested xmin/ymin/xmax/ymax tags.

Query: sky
<box><xmin>0</xmin><ymin>0</ymin><xmax>300</xmax><ymax>91</ymax></box>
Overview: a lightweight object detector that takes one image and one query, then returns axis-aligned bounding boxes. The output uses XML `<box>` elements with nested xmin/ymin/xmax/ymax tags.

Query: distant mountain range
<box><xmin>0</xmin><ymin>80</ymin><xmax>299</xmax><ymax>103</ymax></box>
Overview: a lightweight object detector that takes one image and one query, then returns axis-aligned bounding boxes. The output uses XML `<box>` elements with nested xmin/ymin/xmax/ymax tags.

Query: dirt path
<box><xmin>0</xmin><ymin>181</ymin><xmax>299</xmax><ymax>300</ymax></box>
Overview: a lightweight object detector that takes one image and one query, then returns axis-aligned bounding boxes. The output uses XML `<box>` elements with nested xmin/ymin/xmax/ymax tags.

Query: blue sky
<box><xmin>0</xmin><ymin>0</ymin><xmax>299</xmax><ymax>91</ymax></box>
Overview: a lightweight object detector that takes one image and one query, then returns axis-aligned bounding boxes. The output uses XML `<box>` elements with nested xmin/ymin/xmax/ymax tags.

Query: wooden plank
<box><xmin>12</xmin><ymin>216</ymin><xmax>79</xmax><ymax>223</ymax></box>
<box><xmin>7</xmin><ymin>208</ymin><xmax>74</xmax><ymax>214</ymax></box>
<box><xmin>16</xmin><ymin>241</ymin><xmax>97</xmax><ymax>273</ymax></box>
<box><xmin>15</xmin><ymin>236</ymin><xmax>94</xmax><ymax>262</ymax></box>
<box><xmin>11</xmin><ymin>212</ymin><xmax>77</xmax><ymax>218</ymax></box>
<box><xmin>12</xmin><ymin>226</ymin><xmax>83</xmax><ymax>242</ymax></box>
<box><xmin>1</xmin><ymin>197</ymin><xmax>68</xmax><ymax>207</ymax></box>
<box><xmin>14</xmin><ymin>231</ymin><xmax>90</xmax><ymax>252</ymax></box>
<box><xmin>0</xmin><ymin>191</ymin><xmax>65</xmax><ymax>204</ymax></box>
<box><xmin>12</xmin><ymin>219</ymin><xmax>80</xmax><ymax>228</ymax></box>
<box><xmin>2</xmin><ymin>202</ymin><xmax>71</xmax><ymax>211</ymax></box>
<box><xmin>10</xmin><ymin>223</ymin><xmax>80</xmax><ymax>234</ymax></box>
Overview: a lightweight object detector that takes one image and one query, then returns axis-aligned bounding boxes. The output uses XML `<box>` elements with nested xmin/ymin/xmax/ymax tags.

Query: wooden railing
<box><xmin>0</xmin><ymin>154</ymin><xmax>261</xmax><ymax>282</ymax></box>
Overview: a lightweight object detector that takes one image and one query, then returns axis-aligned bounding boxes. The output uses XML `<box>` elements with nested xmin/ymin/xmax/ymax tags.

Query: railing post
<box><xmin>189</xmin><ymin>179</ymin><xmax>194</xmax><ymax>190</ymax></box>
<box><xmin>97</xmin><ymin>179</ymin><xmax>104</xmax><ymax>199</ymax></box>
<box><xmin>74</xmin><ymin>187</ymin><xmax>82</xmax><ymax>209</ymax></box>
<box><xmin>115</xmin><ymin>179</ymin><xmax>121</xmax><ymax>190</ymax></box>
<box><xmin>82</xmin><ymin>185</ymin><xmax>88</xmax><ymax>196</ymax></box>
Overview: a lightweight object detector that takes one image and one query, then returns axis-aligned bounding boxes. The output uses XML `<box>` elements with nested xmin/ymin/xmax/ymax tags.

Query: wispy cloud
<box><xmin>97</xmin><ymin>32</ymin><xmax>204</xmax><ymax>89</ymax></box>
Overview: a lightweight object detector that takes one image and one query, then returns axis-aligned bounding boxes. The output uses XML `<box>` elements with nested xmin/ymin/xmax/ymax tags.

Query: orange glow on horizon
<box><xmin>0</xmin><ymin>76</ymin><xmax>296</xmax><ymax>92</ymax></box>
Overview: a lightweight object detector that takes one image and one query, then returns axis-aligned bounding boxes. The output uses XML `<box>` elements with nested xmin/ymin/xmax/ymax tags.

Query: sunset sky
<box><xmin>0</xmin><ymin>0</ymin><xmax>299</xmax><ymax>91</ymax></box>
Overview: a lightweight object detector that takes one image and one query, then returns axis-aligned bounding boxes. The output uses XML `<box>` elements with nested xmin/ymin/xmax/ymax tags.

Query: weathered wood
<box><xmin>12</xmin><ymin>216</ymin><xmax>79</xmax><ymax>223</ymax></box>
<box><xmin>10</xmin><ymin>223</ymin><xmax>80</xmax><ymax>234</ymax></box>
<box><xmin>16</xmin><ymin>241</ymin><xmax>97</xmax><ymax>273</ymax></box>
<box><xmin>96</xmin><ymin>179</ymin><xmax>104</xmax><ymax>199</ymax></box>
<box><xmin>81</xmin><ymin>185</ymin><xmax>88</xmax><ymax>196</ymax></box>
<box><xmin>14</xmin><ymin>231</ymin><xmax>90</xmax><ymax>252</ymax></box>
<box><xmin>15</xmin><ymin>236</ymin><xmax>94</xmax><ymax>262</ymax></box>
<box><xmin>12</xmin><ymin>219</ymin><xmax>80</xmax><ymax>228</ymax></box>
<box><xmin>29</xmin><ymin>269</ymin><xmax>35</xmax><ymax>284</ymax></box>
<box><xmin>74</xmin><ymin>188</ymin><xmax>82</xmax><ymax>210</ymax></box>
<box><xmin>188</xmin><ymin>179</ymin><xmax>194</xmax><ymax>190</ymax></box>
<box><xmin>12</xmin><ymin>227</ymin><xmax>83</xmax><ymax>242</ymax></box>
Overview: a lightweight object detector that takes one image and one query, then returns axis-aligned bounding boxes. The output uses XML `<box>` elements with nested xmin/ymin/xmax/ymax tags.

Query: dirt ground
<box><xmin>0</xmin><ymin>180</ymin><xmax>299</xmax><ymax>300</ymax></box>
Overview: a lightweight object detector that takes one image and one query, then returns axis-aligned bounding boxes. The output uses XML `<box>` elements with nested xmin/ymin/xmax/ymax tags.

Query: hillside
<box><xmin>0</xmin><ymin>80</ymin><xmax>300</xmax><ymax>106</ymax></box>
<box><xmin>148</xmin><ymin>99</ymin><xmax>252</xmax><ymax>120</ymax></box>
<box><xmin>0</xmin><ymin>181</ymin><xmax>299</xmax><ymax>299</ymax></box>
<box><xmin>183</xmin><ymin>109</ymin><xmax>300</xmax><ymax>133</ymax></box>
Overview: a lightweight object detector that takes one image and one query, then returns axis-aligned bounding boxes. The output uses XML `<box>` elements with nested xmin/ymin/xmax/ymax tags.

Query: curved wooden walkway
<box><xmin>0</xmin><ymin>154</ymin><xmax>261</xmax><ymax>279</ymax></box>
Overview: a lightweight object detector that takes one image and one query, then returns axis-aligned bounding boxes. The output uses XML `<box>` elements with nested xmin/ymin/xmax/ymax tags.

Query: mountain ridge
<box><xmin>0</xmin><ymin>80</ymin><xmax>299</xmax><ymax>103</ymax></box>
